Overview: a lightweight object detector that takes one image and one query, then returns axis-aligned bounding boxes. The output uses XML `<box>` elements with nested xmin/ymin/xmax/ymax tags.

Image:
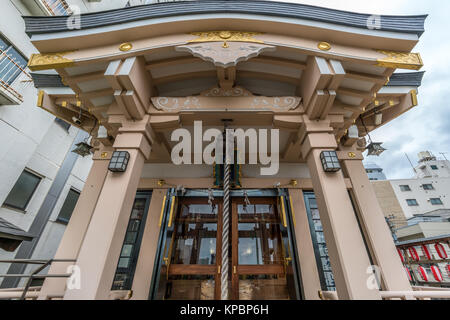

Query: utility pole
<box><xmin>405</xmin><ymin>153</ymin><xmax>417</xmax><ymax>176</ymax></box>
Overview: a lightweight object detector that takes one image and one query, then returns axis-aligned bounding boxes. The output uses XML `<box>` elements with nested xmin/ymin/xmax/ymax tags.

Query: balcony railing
<box><xmin>40</xmin><ymin>0</ymin><xmax>72</xmax><ymax>16</ymax></box>
<box><xmin>0</xmin><ymin>259</ymin><xmax>75</xmax><ymax>300</ymax></box>
<box><xmin>0</xmin><ymin>49</ymin><xmax>32</xmax><ymax>103</ymax></box>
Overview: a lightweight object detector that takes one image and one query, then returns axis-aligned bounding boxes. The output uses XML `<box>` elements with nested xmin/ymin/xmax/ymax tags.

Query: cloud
<box><xmin>270</xmin><ymin>0</ymin><xmax>450</xmax><ymax>179</ymax></box>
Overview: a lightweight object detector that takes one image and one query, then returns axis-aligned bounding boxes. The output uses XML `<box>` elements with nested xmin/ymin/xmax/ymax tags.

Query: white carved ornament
<box><xmin>175</xmin><ymin>42</ymin><xmax>276</xmax><ymax>68</ymax></box>
<box><xmin>151</xmin><ymin>87</ymin><xmax>301</xmax><ymax>112</ymax></box>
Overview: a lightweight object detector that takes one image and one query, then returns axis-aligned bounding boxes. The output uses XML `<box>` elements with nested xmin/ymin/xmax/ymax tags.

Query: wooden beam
<box><xmin>69</xmin><ymin>71</ymin><xmax>105</xmax><ymax>83</ymax></box>
<box><xmin>250</xmin><ymin>56</ymin><xmax>306</xmax><ymax>70</ymax></box>
<box><xmin>237</xmin><ymin>71</ymin><xmax>299</xmax><ymax>85</ymax></box>
<box><xmin>345</xmin><ymin>71</ymin><xmax>387</xmax><ymax>85</ymax></box>
<box><xmin>337</xmin><ymin>87</ymin><xmax>372</xmax><ymax>99</ymax></box>
<box><xmin>146</xmin><ymin>56</ymin><xmax>202</xmax><ymax>70</ymax></box>
<box><xmin>153</xmin><ymin>71</ymin><xmax>216</xmax><ymax>85</ymax></box>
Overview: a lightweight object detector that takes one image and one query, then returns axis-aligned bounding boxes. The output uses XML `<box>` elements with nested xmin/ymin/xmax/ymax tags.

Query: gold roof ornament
<box><xmin>318</xmin><ymin>42</ymin><xmax>331</xmax><ymax>51</ymax></box>
<box><xmin>188</xmin><ymin>31</ymin><xmax>264</xmax><ymax>44</ymax></box>
<box><xmin>28</xmin><ymin>52</ymin><xmax>75</xmax><ymax>71</ymax></box>
<box><xmin>376</xmin><ymin>50</ymin><xmax>423</xmax><ymax>70</ymax></box>
<box><xmin>119</xmin><ymin>42</ymin><xmax>133</xmax><ymax>52</ymax></box>
<box><xmin>410</xmin><ymin>89</ymin><xmax>418</xmax><ymax>106</ymax></box>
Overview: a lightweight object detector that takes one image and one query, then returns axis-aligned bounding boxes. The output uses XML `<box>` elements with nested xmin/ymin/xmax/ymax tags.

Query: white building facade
<box><xmin>0</xmin><ymin>0</ymin><xmax>98</xmax><ymax>288</ymax></box>
<box><xmin>390</xmin><ymin>152</ymin><xmax>450</xmax><ymax>219</ymax></box>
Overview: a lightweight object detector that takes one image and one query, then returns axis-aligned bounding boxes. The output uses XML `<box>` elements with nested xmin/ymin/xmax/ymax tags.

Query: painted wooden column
<box><xmin>339</xmin><ymin>147</ymin><xmax>412</xmax><ymax>292</ymax></box>
<box><xmin>64</xmin><ymin>129</ymin><xmax>151</xmax><ymax>300</ymax></box>
<box><xmin>289</xmin><ymin>189</ymin><xmax>322</xmax><ymax>300</ymax></box>
<box><xmin>301</xmin><ymin>125</ymin><xmax>380</xmax><ymax>300</ymax></box>
<box><xmin>130</xmin><ymin>188</ymin><xmax>167</xmax><ymax>300</ymax></box>
<box><xmin>38</xmin><ymin>145</ymin><xmax>113</xmax><ymax>300</ymax></box>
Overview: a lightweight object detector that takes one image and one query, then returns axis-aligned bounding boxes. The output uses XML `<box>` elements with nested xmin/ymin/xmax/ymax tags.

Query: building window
<box><xmin>422</xmin><ymin>184</ymin><xmax>434</xmax><ymax>190</ymax></box>
<box><xmin>40</xmin><ymin>0</ymin><xmax>72</xmax><ymax>16</ymax></box>
<box><xmin>406</xmin><ymin>199</ymin><xmax>419</xmax><ymax>206</ymax></box>
<box><xmin>112</xmin><ymin>192</ymin><xmax>152</xmax><ymax>291</ymax></box>
<box><xmin>430</xmin><ymin>165</ymin><xmax>438</xmax><ymax>170</ymax></box>
<box><xmin>400</xmin><ymin>185</ymin><xmax>411</xmax><ymax>192</ymax></box>
<box><xmin>56</xmin><ymin>189</ymin><xmax>80</xmax><ymax>224</ymax></box>
<box><xmin>2</xmin><ymin>170</ymin><xmax>41</xmax><ymax>211</ymax></box>
<box><xmin>304</xmin><ymin>192</ymin><xmax>335</xmax><ymax>291</ymax></box>
<box><xmin>55</xmin><ymin>118</ymin><xmax>71</xmax><ymax>131</ymax></box>
<box><xmin>0</xmin><ymin>35</ymin><xmax>28</xmax><ymax>87</ymax></box>
<box><xmin>430</xmin><ymin>198</ymin><xmax>443</xmax><ymax>205</ymax></box>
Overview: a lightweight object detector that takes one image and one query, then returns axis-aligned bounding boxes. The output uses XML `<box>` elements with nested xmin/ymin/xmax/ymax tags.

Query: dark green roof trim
<box><xmin>386</xmin><ymin>71</ymin><xmax>425</xmax><ymax>87</ymax></box>
<box><xmin>31</xmin><ymin>73</ymin><xmax>67</xmax><ymax>88</ymax></box>
<box><xmin>31</xmin><ymin>71</ymin><xmax>424</xmax><ymax>89</ymax></box>
<box><xmin>23</xmin><ymin>0</ymin><xmax>427</xmax><ymax>37</ymax></box>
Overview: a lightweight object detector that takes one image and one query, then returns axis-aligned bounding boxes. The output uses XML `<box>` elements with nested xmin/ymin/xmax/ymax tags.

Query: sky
<box><xmin>269</xmin><ymin>0</ymin><xmax>450</xmax><ymax>179</ymax></box>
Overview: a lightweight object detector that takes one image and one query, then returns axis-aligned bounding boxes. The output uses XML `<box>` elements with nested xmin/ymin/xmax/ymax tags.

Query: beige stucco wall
<box><xmin>371</xmin><ymin>180</ymin><xmax>408</xmax><ymax>229</ymax></box>
<box><xmin>397</xmin><ymin>222</ymin><xmax>450</xmax><ymax>241</ymax></box>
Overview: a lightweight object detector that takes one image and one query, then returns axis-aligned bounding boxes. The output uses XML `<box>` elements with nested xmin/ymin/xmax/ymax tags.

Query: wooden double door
<box><xmin>159</xmin><ymin>196</ymin><xmax>298</xmax><ymax>300</ymax></box>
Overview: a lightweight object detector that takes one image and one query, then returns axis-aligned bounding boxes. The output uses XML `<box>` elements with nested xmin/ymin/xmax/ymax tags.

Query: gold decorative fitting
<box><xmin>28</xmin><ymin>52</ymin><xmax>75</xmax><ymax>71</ymax></box>
<box><xmin>76</xmin><ymin>100</ymin><xmax>82</xmax><ymax>107</ymax></box>
<box><xmin>389</xmin><ymin>100</ymin><xmax>395</xmax><ymax>106</ymax></box>
<box><xmin>119</xmin><ymin>42</ymin><xmax>133</xmax><ymax>52</ymax></box>
<box><xmin>101</xmin><ymin>152</ymin><xmax>108</xmax><ymax>159</ymax></box>
<box><xmin>188</xmin><ymin>31</ymin><xmax>264</xmax><ymax>44</ymax></box>
<box><xmin>318</xmin><ymin>42</ymin><xmax>331</xmax><ymax>51</ymax></box>
<box><xmin>376</xmin><ymin>50</ymin><xmax>423</xmax><ymax>70</ymax></box>
<box><xmin>290</xmin><ymin>179</ymin><xmax>298</xmax><ymax>187</ymax></box>
<box><xmin>157</xmin><ymin>179</ymin><xmax>165</xmax><ymax>187</ymax></box>
<box><xmin>374</xmin><ymin>100</ymin><xmax>380</xmax><ymax>106</ymax></box>
<box><xmin>348</xmin><ymin>152</ymin><xmax>356</xmax><ymax>158</ymax></box>
<box><xmin>37</xmin><ymin>90</ymin><xmax>44</xmax><ymax>107</ymax></box>
<box><xmin>410</xmin><ymin>89</ymin><xmax>418</xmax><ymax>106</ymax></box>
<box><xmin>61</xmin><ymin>101</ymin><xmax>67</xmax><ymax>107</ymax></box>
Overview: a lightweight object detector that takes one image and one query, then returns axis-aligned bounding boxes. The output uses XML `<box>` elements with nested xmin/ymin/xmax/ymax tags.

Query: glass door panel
<box><xmin>232</xmin><ymin>197</ymin><xmax>293</xmax><ymax>300</ymax></box>
<box><xmin>163</xmin><ymin>198</ymin><xmax>222</xmax><ymax>300</ymax></box>
<box><xmin>153</xmin><ymin>193</ymin><xmax>300</xmax><ymax>300</ymax></box>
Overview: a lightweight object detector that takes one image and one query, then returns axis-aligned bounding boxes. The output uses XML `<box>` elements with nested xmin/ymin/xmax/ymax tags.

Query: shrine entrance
<box><xmin>150</xmin><ymin>190</ymin><xmax>302</xmax><ymax>300</ymax></box>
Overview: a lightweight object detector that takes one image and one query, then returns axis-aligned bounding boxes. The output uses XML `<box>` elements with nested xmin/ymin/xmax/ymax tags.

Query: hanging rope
<box><xmin>208</xmin><ymin>188</ymin><xmax>215</xmax><ymax>211</ymax></box>
<box><xmin>221</xmin><ymin>129</ymin><xmax>232</xmax><ymax>300</ymax></box>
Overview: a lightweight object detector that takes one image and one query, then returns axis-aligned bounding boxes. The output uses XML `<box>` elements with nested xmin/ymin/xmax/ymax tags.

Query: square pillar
<box><xmin>38</xmin><ymin>147</ymin><xmax>113</xmax><ymax>300</ymax></box>
<box><xmin>339</xmin><ymin>149</ymin><xmax>412</xmax><ymax>291</ymax></box>
<box><xmin>302</xmin><ymin>133</ymin><xmax>380</xmax><ymax>300</ymax></box>
<box><xmin>64</xmin><ymin>132</ymin><xmax>151</xmax><ymax>300</ymax></box>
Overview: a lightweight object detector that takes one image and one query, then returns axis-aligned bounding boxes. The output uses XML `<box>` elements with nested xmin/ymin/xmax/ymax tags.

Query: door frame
<box><xmin>231</xmin><ymin>197</ymin><xmax>286</xmax><ymax>300</ymax></box>
<box><xmin>149</xmin><ymin>188</ymin><xmax>303</xmax><ymax>300</ymax></box>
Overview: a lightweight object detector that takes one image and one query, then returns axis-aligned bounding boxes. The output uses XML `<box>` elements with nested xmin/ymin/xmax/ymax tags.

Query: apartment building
<box><xmin>0</xmin><ymin>0</ymin><xmax>95</xmax><ymax>288</ymax></box>
<box><xmin>371</xmin><ymin>152</ymin><xmax>450</xmax><ymax>241</ymax></box>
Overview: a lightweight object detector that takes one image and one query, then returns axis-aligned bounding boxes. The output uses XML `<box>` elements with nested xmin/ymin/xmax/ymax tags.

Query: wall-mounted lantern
<box><xmin>72</xmin><ymin>142</ymin><xmax>93</xmax><ymax>157</ymax></box>
<box><xmin>108</xmin><ymin>151</ymin><xmax>130</xmax><ymax>172</ymax></box>
<box><xmin>366</xmin><ymin>142</ymin><xmax>387</xmax><ymax>156</ymax></box>
<box><xmin>320</xmin><ymin>151</ymin><xmax>341</xmax><ymax>173</ymax></box>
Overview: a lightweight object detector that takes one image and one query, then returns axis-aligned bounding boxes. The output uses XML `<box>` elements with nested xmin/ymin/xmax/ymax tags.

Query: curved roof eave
<box><xmin>23</xmin><ymin>0</ymin><xmax>427</xmax><ymax>37</ymax></box>
<box><xmin>31</xmin><ymin>71</ymin><xmax>425</xmax><ymax>89</ymax></box>
<box><xmin>386</xmin><ymin>71</ymin><xmax>425</xmax><ymax>87</ymax></box>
